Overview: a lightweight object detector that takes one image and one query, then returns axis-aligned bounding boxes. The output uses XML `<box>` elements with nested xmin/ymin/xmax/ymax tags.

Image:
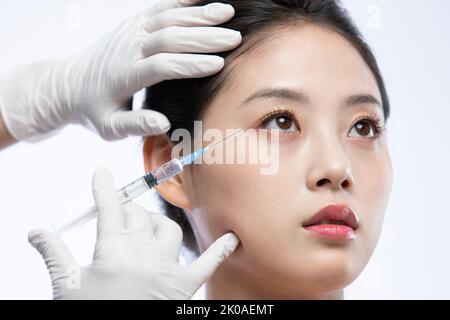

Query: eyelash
<box><xmin>350</xmin><ymin>113</ymin><xmax>386</xmax><ymax>139</ymax></box>
<box><xmin>256</xmin><ymin>107</ymin><xmax>386</xmax><ymax>139</ymax></box>
<box><xmin>257</xmin><ymin>108</ymin><xmax>300</xmax><ymax>130</ymax></box>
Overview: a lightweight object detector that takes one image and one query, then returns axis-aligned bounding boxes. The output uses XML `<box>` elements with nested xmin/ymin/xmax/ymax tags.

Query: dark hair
<box><xmin>144</xmin><ymin>0</ymin><xmax>390</xmax><ymax>256</ymax></box>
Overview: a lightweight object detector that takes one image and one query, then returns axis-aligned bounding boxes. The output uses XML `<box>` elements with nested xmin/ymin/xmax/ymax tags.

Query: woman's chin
<box><xmin>253</xmin><ymin>250</ymin><xmax>364</xmax><ymax>295</ymax></box>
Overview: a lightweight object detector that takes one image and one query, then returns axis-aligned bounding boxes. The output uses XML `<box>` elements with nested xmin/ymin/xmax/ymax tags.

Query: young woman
<box><xmin>142</xmin><ymin>0</ymin><xmax>393</xmax><ymax>299</ymax></box>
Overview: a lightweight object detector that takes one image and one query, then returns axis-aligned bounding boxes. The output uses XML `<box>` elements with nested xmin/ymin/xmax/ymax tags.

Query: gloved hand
<box><xmin>28</xmin><ymin>167</ymin><xmax>240</xmax><ymax>299</ymax></box>
<box><xmin>0</xmin><ymin>0</ymin><xmax>241</xmax><ymax>142</ymax></box>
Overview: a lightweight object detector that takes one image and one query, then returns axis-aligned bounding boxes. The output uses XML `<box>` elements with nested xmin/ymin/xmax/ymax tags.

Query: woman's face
<box><xmin>179</xmin><ymin>24</ymin><xmax>393</xmax><ymax>295</ymax></box>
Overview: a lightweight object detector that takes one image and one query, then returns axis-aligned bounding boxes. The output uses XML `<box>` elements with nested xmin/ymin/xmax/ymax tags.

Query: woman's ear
<box><xmin>143</xmin><ymin>135</ymin><xmax>192</xmax><ymax>210</ymax></box>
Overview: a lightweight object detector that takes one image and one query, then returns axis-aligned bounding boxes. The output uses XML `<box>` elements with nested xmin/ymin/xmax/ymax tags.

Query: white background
<box><xmin>0</xmin><ymin>0</ymin><xmax>449</xmax><ymax>299</ymax></box>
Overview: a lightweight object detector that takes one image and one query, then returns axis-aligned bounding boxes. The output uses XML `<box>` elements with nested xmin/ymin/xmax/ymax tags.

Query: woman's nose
<box><xmin>306</xmin><ymin>142</ymin><xmax>354</xmax><ymax>193</ymax></box>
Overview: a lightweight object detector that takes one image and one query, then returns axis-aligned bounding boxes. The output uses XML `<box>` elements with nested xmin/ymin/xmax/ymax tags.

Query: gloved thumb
<box><xmin>188</xmin><ymin>232</ymin><xmax>239</xmax><ymax>286</ymax></box>
<box><xmin>108</xmin><ymin>109</ymin><xmax>171</xmax><ymax>138</ymax></box>
<box><xmin>28</xmin><ymin>229</ymin><xmax>78</xmax><ymax>282</ymax></box>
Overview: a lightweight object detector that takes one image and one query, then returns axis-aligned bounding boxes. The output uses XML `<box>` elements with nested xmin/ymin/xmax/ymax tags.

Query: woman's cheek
<box><xmin>354</xmin><ymin>150</ymin><xmax>393</xmax><ymax>252</ymax></box>
<box><xmin>191</xmin><ymin>162</ymin><xmax>265</xmax><ymax>245</ymax></box>
<box><xmin>196</xmin><ymin>159</ymin><xmax>287</xmax><ymax>246</ymax></box>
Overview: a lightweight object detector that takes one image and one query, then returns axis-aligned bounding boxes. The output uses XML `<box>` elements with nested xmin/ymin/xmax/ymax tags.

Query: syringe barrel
<box><xmin>118</xmin><ymin>177</ymin><xmax>150</xmax><ymax>201</ymax></box>
<box><xmin>54</xmin><ymin>159</ymin><xmax>184</xmax><ymax>235</ymax></box>
<box><xmin>54</xmin><ymin>177</ymin><xmax>150</xmax><ymax>235</ymax></box>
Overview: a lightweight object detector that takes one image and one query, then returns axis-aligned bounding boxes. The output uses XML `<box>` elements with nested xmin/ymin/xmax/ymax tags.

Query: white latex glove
<box><xmin>0</xmin><ymin>0</ymin><xmax>241</xmax><ymax>142</ymax></box>
<box><xmin>28</xmin><ymin>167</ymin><xmax>240</xmax><ymax>300</ymax></box>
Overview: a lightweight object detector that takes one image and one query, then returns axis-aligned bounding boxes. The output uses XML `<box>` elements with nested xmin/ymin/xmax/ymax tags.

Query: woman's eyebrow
<box><xmin>239</xmin><ymin>87</ymin><xmax>382</xmax><ymax>110</ymax></box>
<box><xmin>346</xmin><ymin>94</ymin><xmax>382</xmax><ymax>110</ymax></box>
<box><xmin>239</xmin><ymin>87</ymin><xmax>309</xmax><ymax>107</ymax></box>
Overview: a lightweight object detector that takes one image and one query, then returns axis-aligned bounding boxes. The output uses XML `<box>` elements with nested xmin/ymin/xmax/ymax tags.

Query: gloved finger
<box><xmin>28</xmin><ymin>229</ymin><xmax>78</xmax><ymax>282</ymax></box>
<box><xmin>134</xmin><ymin>53</ymin><xmax>224</xmax><ymax>89</ymax></box>
<box><xmin>107</xmin><ymin>110</ymin><xmax>170</xmax><ymax>138</ymax></box>
<box><xmin>141</xmin><ymin>26</ymin><xmax>241</xmax><ymax>57</ymax></box>
<box><xmin>144</xmin><ymin>3</ymin><xmax>236</xmax><ymax>33</ymax></box>
<box><xmin>92</xmin><ymin>167</ymin><xmax>125</xmax><ymax>240</ymax></box>
<box><xmin>188</xmin><ymin>232</ymin><xmax>239</xmax><ymax>285</ymax></box>
<box><xmin>151</xmin><ymin>213</ymin><xmax>183</xmax><ymax>260</ymax></box>
<box><xmin>124</xmin><ymin>202</ymin><xmax>153</xmax><ymax>241</ymax></box>
<box><xmin>145</xmin><ymin>0</ymin><xmax>201</xmax><ymax>17</ymax></box>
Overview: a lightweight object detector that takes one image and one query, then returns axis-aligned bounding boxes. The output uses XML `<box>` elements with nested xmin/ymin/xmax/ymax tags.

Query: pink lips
<box><xmin>302</xmin><ymin>204</ymin><xmax>359</xmax><ymax>240</ymax></box>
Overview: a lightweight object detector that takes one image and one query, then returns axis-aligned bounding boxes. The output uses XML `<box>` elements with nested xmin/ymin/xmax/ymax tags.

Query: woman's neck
<box><xmin>205</xmin><ymin>263</ymin><xmax>344</xmax><ymax>300</ymax></box>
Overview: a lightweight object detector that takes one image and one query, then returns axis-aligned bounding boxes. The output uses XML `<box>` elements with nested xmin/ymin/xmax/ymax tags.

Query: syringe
<box><xmin>54</xmin><ymin>129</ymin><xmax>243</xmax><ymax>235</ymax></box>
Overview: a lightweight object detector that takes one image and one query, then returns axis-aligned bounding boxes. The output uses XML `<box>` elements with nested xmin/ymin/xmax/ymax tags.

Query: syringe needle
<box><xmin>207</xmin><ymin>128</ymin><xmax>244</xmax><ymax>150</ymax></box>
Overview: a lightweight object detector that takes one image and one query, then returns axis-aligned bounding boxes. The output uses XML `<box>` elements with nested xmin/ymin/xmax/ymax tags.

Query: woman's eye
<box><xmin>262</xmin><ymin>114</ymin><xmax>299</xmax><ymax>132</ymax></box>
<box><xmin>349</xmin><ymin>120</ymin><xmax>379</xmax><ymax>138</ymax></box>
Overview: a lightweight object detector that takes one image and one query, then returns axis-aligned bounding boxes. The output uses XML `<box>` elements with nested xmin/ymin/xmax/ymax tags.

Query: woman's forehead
<box><xmin>215</xmin><ymin>24</ymin><xmax>381</xmax><ymax>109</ymax></box>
